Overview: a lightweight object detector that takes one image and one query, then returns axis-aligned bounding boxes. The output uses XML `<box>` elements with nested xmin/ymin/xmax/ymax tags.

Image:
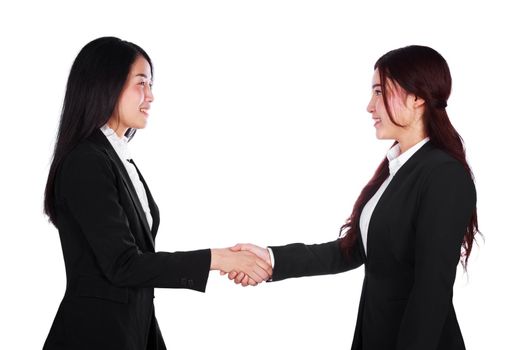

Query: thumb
<box><xmin>229</xmin><ymin>243</ymin><xmax>244</xmax><ymax>252</ymax></box>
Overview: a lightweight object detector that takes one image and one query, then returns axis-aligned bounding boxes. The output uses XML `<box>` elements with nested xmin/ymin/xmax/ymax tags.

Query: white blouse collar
<box><xmin>100</xmin><ymin>124</ymin><xmax>131</xmax><ymax>161</ymax></box>
<box><xmin>386</xmin><ymin>137</ymin><xmax>430</xmax><ymax>176</ymax></box>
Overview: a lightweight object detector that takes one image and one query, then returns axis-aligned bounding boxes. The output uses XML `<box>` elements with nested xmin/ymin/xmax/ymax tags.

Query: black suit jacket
<box><xmin>44</xmin><ymin>130</ymin><xmax>211</xmax><ymax>350</ymax></box>
<box><xmin>270</xmin><ymin>142</ymin><xmax>476</xmax><ymax>350</ymax></box>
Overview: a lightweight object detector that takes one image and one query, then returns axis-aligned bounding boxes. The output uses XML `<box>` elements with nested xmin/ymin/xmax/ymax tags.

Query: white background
<box><xmin>1</xmin><ymin>1</ymin><xmax>523</xmax><ymax>349</ymax></box>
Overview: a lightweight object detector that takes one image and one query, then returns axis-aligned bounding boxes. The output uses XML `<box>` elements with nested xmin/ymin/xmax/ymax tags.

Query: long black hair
<box><xmin>44</xmin><ymin>36</ymin><xmax>153</xmax><ymax>226</ymax></box>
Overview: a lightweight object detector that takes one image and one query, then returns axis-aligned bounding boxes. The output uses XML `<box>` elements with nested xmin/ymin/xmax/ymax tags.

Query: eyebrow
<box><xmin>372</xmin><ymin>84</ymin><xmax>381</xmax><ymax>89</ymax></box>
<box><xmin>135</xmin><ymin>73</ymin><xmax>151</xmax><ymax>79</ymax></box>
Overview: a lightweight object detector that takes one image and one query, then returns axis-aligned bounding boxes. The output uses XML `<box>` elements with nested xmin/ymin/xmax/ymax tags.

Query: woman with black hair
<box><xmin>43</xmin><ymin>37</ymin><xmax>272</xmax><ymax>350</ymax></box>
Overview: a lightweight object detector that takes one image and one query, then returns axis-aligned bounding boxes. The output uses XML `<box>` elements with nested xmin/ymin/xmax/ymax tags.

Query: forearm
<box><xmin>270</xmin><ymin>239</ymin><xmax>363</xmax><ymax>281</ymax></box>
<box><xmin>103</xmin><ymin>248</ymin><xmax>211</xmax><ymax>292</ymax></box>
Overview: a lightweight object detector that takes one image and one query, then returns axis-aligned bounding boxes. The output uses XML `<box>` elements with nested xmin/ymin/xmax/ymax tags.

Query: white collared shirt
<box><xmin>359</xmin><ymin>137</ymin><xmax>430</xmax><ymax>255</ymax></box>
<box><xmin>100</xmin><ymin>125</ymin><xmax>153</xmax><ymax>229</ymax></box>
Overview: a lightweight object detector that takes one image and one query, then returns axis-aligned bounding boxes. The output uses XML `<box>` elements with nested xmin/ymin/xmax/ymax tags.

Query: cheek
<box><xmin>378</xmin><ymin>101</ymin><xmax>387</xmax><ymax>114</ymax></box>
<box><xmin>374</xmin><ymin>98</ymin><xmax>385</xmax><ymax>114</ymax></box>
<box><xmin>129</xmin><ymin>87</ymin><xmax>144</xmax><ymax>101</ymax></box>
<box><xmin>116</xmin><ymin>97</ymin><xmax>136</xmax><ymax>119</ymax></box>
<box><xmin>123</xmin><ymin>87</ymin><xmax>143</xmax><ymax>102</ymax></box>
<box><xmin>122</xmin><ymin>90</ymin><xmax>143</xmax><ymax>110</ymax></box>
<box><xmin>385</xmin><ymin>98</ymin><xmax>406</xmax><ymax>123</ymax></box>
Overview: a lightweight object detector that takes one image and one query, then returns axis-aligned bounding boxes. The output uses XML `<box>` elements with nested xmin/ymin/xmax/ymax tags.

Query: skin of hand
<box><xmin>211</xmin><ymin>248</ymin><xmax>272</xmax><ymax>286</ymax></box>
<box><xmin>226</xmin><ymin>244</ymin><xmax>272</xmax><ymax>286</ymax></box>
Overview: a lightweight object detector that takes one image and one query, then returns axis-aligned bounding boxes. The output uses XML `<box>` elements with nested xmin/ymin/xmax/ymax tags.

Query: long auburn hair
<box><xmin>44</xmin><ymin>37</ymin><xmax>153</xmax><ymax>227</ymax></box>
<box><xmin>339</xmin><ymin>45</ymin><xmax>479</xmax><ymax>269</ymax></box>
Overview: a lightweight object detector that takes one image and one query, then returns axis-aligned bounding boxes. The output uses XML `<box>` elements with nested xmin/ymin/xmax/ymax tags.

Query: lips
<box><xmin>139</xmin><ymin>107</ymin><xmax>149</xmax><ymax>116</ymax></box>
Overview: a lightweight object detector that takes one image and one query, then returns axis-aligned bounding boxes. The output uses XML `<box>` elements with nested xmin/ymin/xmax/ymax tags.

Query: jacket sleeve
<box><xmin>269</xmin><ymin>238</ymin><xmax>364</xmax><ymax>281</ymax></box>
<box><xmin>396</xmin><ymin>162</ymin><xmax>476</xmax><ymax>350</ymax></box>
<box><xmin>58</xmin><ymin>149</ymin><xmax>211</xmax><ymax>291</ymax></box>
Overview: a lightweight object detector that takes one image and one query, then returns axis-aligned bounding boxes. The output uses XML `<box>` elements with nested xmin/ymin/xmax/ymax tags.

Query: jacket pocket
<box><xmin>74</xmin><ymin>276</ymin><xmax>128</xmax><ymax>304</ymax></box>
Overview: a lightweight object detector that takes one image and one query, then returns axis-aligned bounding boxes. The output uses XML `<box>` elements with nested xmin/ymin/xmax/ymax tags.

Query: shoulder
<box><xmin>55</xmin><ymin>139</ymin><xmax>119</xmax><ymax>202</ymax></box>
<box><xmin>63</xmin><ymin>140</ymin><xmax>108</xmax><ymax>168</ymax></box>
<box><xmin>418</xmin><ymin>144</ymin><xmax>468</xmax><ymax>178</ymax></box>
<box><xmin>420</xmin><ymin>144</ymin><xmax>459</xmax><ymax>168</ymax></box>
<box><xmin>59</xmin><ymin>135</ymin><xmax>115</xmax><ymax>184</ymax></box>
<box><xmin>418</xmin><ymin>144</ymin><xmax>476</xmax><ymax>200</ymax></box>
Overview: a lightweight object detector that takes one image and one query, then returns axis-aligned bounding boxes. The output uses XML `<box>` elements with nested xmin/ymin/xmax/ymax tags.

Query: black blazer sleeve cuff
<box><xmin>155</xmin><ymin>248</ymin><xmax>211</xmax><ymax>293</ymax></box>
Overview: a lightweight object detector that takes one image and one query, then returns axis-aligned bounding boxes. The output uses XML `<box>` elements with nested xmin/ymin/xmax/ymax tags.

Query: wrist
<box><xmin>210</xmin><ymin>248</ymin><xmax>225</xmax><ymax>270</ymax></box>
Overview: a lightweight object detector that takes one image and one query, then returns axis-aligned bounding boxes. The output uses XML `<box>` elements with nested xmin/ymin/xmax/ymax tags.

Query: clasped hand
<box><xmin>211</xmin><ymin>244</ymin><xmax>271</xmax><ymax>287</ymax></box>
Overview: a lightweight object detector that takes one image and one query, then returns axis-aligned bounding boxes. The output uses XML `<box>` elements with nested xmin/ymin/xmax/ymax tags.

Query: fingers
<box><xmin>229</xmin><ymin>244</ymin><xmax>242</xmax><ymax>252</ymax></box>
<box><xmin>236</xmin><ymin>243</ymin><xmax>258</xmax><ymax>256</ymax></box>
<box><xmin>230</xmin><ymin>243</ymin><xmax>269</xmax><ymax>261</ymax></box>
<box><xmin>238</xmin><ymin>274</ymin><xmax>257</xmax><ymax>287</ymax></box>
<box><xmin>234</xmin><ymin>272</ymin><xmax>245</xmax><ymax>284</ymax></box>
<box><xmin>255</xmin><ymin>257</ymin><xmax>273</xmax><ymax>278</ymax></box>
<box><xmin>232</xmin><ymin>268</ymin><xmax>262</xmax><ymax>286</ymax></box>
<box><xmin>244</xmin><ymin>275</ymin><xmax>258</xmax><ymax>287</ymax></box>
<box><xmin>243</xmin><ymin>255</ymin><xmax>272</xmax><ymax>282</ymax></box>
<box><xmin>218</xmin><ymin>248</ymin><xmax>272</xmax><ymax>286</ymax></box>
<box><xmin>242</xmin><ymin>275</ymin><xmax>250</xmax><ymax>287</ymax></box>
<box><xmin>243</xmin><ymin>262</ymin><xmax>271</xmax><ymax>283</ymax></box>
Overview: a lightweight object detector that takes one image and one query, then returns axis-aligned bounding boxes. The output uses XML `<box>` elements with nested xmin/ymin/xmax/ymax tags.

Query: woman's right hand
<box><xmin>225</xmin><ymin>244</ymin><xmax>272</xmax><ymax>286</ymax></box>
<box><xmin>210</xmin><ymin>248</ymin><xmax>272</xmax><ymax>286</ymax></box>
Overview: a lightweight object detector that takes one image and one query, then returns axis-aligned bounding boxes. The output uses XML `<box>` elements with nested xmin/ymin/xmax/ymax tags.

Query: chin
<box><xmin>133</xmin><ymin>122</ymin><xmax>147</xmax><ymax>130</ymax></box>
<box><xmin>375</xmin><ymin>131</ymin><xmax>394</xmax><ymax>141</ymax></box>
<box><xmin>375</xmin><ymin>130</ymin><xmax>386</xmax><ymax>139</ymax></box>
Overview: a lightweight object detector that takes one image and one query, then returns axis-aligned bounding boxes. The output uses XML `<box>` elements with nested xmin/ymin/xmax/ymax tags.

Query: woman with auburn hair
<box><xmin>229</xmin><ymin>45</ymin><xmax>479</xmax><ymax>350</ymax></box>
<box><xmin>42</xmin><ymin>37</ymin><xmax>271</xmax><ymax>350</ymax></box>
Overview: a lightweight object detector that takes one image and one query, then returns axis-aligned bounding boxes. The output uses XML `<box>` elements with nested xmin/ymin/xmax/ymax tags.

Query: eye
<box><xmin>138</xmin><ymin>81</ymin><xmax>153</xmax><ymax>89</ymax></box>
<box><xmin>374</xmin><ymin>89</ymin><xmax>382</xmax><ymax>96</ymax></box>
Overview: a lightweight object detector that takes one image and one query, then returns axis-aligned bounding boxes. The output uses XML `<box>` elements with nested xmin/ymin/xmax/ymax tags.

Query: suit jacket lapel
<box><xmin>377</xmin><ymin>141</ymin><xmax>434</xmax><ymax>203</ymax></box>
<box><xmin>366</xmin><ymin>141</ymin><xmax>434</xmax><ymax>257</ymax></box>
<box><xmin>128</xmin><ymin>159</ymin><xmax>160</xmax><ymax>238</ymax></box>
<box><xmin>89</xmin><ymin>130</ymin><xmax>156</xmax><ymax>251</ymax></box>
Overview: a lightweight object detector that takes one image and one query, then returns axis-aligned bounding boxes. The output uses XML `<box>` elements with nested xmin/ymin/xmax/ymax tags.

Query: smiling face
<box><xmin>108</xmin><ymin>56</ymin><xmax>154</xmax><ymax>137</ymax></box>
<box><xmin>366</xmin><ymin>69</ymin><xmax>427</xmax><ymax>151</ymax></box>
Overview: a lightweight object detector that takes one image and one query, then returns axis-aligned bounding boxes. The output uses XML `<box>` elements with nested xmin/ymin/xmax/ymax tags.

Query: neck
<box><xmin>106</xmin><ymin>120</ymin><xmax>127</xmax><ymax>138</ymax></box>
<box><xmin>397</xmin><ymin>132</ymin><xmax>428</xmax><ymax>154</ymax></box>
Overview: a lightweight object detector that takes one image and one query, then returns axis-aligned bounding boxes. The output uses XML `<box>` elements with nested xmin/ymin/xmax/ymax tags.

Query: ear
<box><xmin>409</xmin><ymin>94</ymin><xmax>426</xmax><ymax>109</ymax></box>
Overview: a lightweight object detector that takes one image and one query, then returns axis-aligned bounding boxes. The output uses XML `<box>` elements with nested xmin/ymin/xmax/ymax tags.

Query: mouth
<box><xmin>372</xmin><ymin>118</ymin><xmax>381</xmax><ymax>127</ymax></box>
<box><xmin>139</xmin><ymin>108</ymin><xmax>149</xmax><ymax>116</ymax></box>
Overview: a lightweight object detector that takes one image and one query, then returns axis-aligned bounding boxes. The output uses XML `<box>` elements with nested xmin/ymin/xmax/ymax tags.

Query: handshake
<box><xmin>210</xmin><ymin>243</ymin><xmax>272</xmax><ymax>287</ymax></box>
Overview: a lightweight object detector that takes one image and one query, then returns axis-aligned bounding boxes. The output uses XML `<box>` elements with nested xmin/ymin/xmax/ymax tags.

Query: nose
<box><xmin>146</xmin><ymin>84</ymin><xmax>154</xmax><ymax>103</ymax></box>
<box><xmin>366</xmin><ymin>96</ymin><xmax>374</xmax><ymax>114</ymax></box>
